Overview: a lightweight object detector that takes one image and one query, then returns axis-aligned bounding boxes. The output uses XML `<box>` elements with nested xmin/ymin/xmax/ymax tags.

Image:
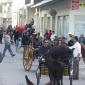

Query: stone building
<box><xmin>0</xmin><ymin>0</ymin><xmax>13</xmax><ymax>28</ymax></box>
<box><xmin>25</xmin><ymin>0</ymin><xmax>85</xmax><ymax>37</ymax></box>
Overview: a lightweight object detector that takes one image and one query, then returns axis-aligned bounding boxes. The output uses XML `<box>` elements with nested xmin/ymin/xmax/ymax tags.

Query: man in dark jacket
<box><xmin>22</xmin><ymin>31</ymin><xmax>31</xmax><ymax>45</ymax></box>
<box><xmin>68</xmin><ymin>32</ymin><xmax>74</xmax><ymax>46</ymax></box>
<box><xmin>79</xmin><ymin>34</ymin><xmax>85</xmax><ymax>45</ymax></box>
<box><xmin>38</xmin><ymin>40</ymin><xmax>52</xmax><ymax>56</ymax></box>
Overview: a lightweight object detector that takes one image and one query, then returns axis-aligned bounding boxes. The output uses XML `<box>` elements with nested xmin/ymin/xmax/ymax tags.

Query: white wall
<box><xmin>37</xmin><ymin>0</ymin><xmax>71</xmax><ymax>36</ymax></box>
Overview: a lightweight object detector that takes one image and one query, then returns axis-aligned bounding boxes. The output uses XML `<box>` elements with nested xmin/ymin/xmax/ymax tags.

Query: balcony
<box><xmin>25</xmin><ymin>0</ymin><xmax>54</xmax><ymax>7</ymax></box>
<box><xmin>31</xmin><ymin>0</ymin><xmax>53</xmax><ymax>7</ymax></box>
<box><xmin>2</xmin><ymin>13</ymin><xmax>12</xmax><ymax>18</ymax></box>
<box><xmin>2</xmin><ymin>0</ymin><xmax>12</xmax><ymax>3</ymax></box>
<box><xmin>31</xmin><ymin>0</ymin><xmax>64</xmax><ymax>8</ymax></box>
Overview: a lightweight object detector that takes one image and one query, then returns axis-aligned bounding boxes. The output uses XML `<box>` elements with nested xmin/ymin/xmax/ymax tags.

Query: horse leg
<box><xmin>61</xmin><ymin>78</ymin><xmax>63</xmax><ymax>85</ymax></box>
<box><xmin>55</xmin><ymin>79</ymin><xmax>60</xmax><ymax>85</ymax></box>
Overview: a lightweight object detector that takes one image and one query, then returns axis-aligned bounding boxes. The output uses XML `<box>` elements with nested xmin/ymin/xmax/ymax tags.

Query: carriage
<box><xmin>22</xmin><ymin>27</ymin><xmax>75</xmax><ymax>85</ymax></box>
<box><xmin>36</xmin><ymin>46</ymin><xmax>74</xmax><ymax>85</ymax></box>
<box><xmin>23</xmin><ymin>33</ymin><xmax>40</xmax><ymax>71</ymax></box>
<box><xmin>23</xmin><ymin>45</ymin><xmax>34</xmax><ymax>71</ymax></box>
<box><xmin>23</xmin><ymin>37</ymin><xmax>74</xmax><ymax>85</ymax></box>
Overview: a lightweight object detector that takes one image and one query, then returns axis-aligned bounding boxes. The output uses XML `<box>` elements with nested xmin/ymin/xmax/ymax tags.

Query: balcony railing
<box><xmin>31</xmin><ymin>0</ymin><xmax>53</xmax><ymax>7</ymax></box>
<box><xmin>25</xmin><ymin>0</ymin><xmax>53</xmax><ymax>6</ymax></box>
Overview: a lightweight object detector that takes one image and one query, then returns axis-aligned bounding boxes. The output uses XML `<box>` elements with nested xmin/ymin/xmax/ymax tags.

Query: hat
<box><xmin>68</xmin><ymin>32</ymin><xmax>73</xmax><ymax>35</ymax></box>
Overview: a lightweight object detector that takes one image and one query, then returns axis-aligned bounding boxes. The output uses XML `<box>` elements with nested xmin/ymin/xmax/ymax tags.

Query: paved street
<box><xmin>0</xmin><ymin>44</ymin><xmax>85</xmax><ymax>85</ymax></box>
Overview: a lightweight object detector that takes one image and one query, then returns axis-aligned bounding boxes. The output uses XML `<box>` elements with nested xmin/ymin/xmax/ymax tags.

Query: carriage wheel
<box><xmin>23</xmin><ymin>46</ymin><xmax>33</xmax><ymax>71</ymax></box>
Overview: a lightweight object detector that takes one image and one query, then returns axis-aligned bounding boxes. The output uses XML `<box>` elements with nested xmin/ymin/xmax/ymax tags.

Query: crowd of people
<box><xmin>0</xmin><ymin>19</ymin><xmax>85</xmax><ymax>85</ymax></box>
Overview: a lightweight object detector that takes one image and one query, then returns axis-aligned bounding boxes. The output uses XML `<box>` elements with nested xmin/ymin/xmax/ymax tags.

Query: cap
<box><xmin>68</xmin><ymin>32</ymin><xmax>73</xmax><ymax>35</ymax></box>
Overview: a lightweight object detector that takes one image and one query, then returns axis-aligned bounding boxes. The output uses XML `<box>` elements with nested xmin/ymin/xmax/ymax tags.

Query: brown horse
<box><xmin>81</xmin><ymin>44</ymin><xmax>85</xmax><ymax>62</ymax></box>
<box><xmin>45</xmin><ymin>45</ymin><xmax>72</xmax><ymax>85</ymax></box>
<box><xmin>25</xmin><ymin>75</ymin><xmax>34</xmax><ymax>85</ymax></box>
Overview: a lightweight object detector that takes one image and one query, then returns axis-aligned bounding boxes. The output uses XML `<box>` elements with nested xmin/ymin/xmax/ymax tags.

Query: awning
<box><xmin>31</xmin><ymin>0</ymin><xmax>53</xmax><ymax>8</ymax></box>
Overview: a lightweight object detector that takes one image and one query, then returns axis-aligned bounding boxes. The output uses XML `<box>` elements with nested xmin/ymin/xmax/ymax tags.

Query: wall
<box><xmin>35</xmin><ymin>0</ymin><xmax>71</xmax><ymax>36</ymax></box>
<box><xmin>70</xmin><ymin>0</ymin><xmax>85</xmax><ymax>36</ymax></box>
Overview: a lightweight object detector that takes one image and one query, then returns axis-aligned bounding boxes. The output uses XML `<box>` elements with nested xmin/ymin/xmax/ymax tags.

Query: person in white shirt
<box><xmin>69</xmin><ymin>36</ymin><xmax>82</xmax><ymax>80</ymax></box>
<box><xmin>50</xmin><ymin>31</ymin><xmax>56</xmax><ymax>41</ymax></box>
<box><xmin>3</xmin><ymin>31</ymin><xmax>15</xmax><ymax>57</ymax></box>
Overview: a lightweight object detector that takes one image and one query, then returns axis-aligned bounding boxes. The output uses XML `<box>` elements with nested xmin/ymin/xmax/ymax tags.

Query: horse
<box><xmin>81</xmin><ymin>44</ymin><xmax>85</xmax><ymax>62</ymax></box>
<box><xmin>44</xmin><ymin>45</ymin><xmax>73</xmax><ymax>85</ymax></box>
<box><xmin>25</xmin><ymin>75</ymin><xmax>34</xmax><ymax>85</ymax></box>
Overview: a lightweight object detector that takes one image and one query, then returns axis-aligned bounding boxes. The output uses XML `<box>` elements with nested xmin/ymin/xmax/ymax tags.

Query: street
<box><xmin>0</xmin><ymin>44</ymin><xmax>85</xmax><ymax>85</ymax></box>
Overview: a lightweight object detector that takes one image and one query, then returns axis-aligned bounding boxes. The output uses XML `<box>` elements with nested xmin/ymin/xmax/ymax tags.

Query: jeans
<box><xmin>16</xmin><ymin>38</ymin><xmax>22</xmax><ymax>48</ymax></box>
<box><xmin>3</xmin><ymin>44</ymin><xmax>14</xmax><ymax>56</ymax></box>
<box><xmin>73</xmin><ymin>58</ymin><xmax>79</xmax><ymax>79</ymax></box>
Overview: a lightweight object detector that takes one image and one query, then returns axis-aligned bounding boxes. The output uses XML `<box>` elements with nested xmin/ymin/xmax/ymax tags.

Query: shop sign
<box><xmin>71</xmin><ymin>0</ymin><xmax>79</xmax><ymax>10</ymax></box>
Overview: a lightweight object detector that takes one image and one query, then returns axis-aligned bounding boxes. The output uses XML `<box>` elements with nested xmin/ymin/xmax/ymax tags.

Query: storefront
<box><xmin>25</xmin><ymin>0</ymin><xmax>85</xmax><ymax>37</ymax></box>
<box><xmin>71</xmin><ymin>0</ymin><xmax>85</xmax><ymax>37</ymax></box>
<box><xmin>33</xmin><ymin>0</ymin><xmax>70</xmax><ymax>37</ymax></box>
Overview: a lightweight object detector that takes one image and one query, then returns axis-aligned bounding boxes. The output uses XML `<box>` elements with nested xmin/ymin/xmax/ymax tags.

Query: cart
<box><xmin>23</xmin><ymin>44</ymin><xmax>39</xmax><ymax>71</ymax></box>
<box><xmin>23</xmin><ymin>45</ymin><xmax>33</xmax><ymax>71</ymax></box>
<box><xmin>36</xmin><ymin>54</ymin><xmax>74</xmax><ymax>85</ymax></box>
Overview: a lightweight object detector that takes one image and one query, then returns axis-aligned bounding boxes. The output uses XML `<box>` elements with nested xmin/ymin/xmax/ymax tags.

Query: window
<box><xmin>25</xmin><ymin>0</ymin><xmax>31</xmax><ymax>5</ymax></box>
<box><xmin>57</xmin><ymin>16</ymin><xmax>63</xmax><ymax>37</ymax></box>
<box><xmin>4</xmin><ymin>3</ymin><xmax>7</xmax><ymax>13</ymax></box>
<box><xmin>34</xmin><ymin>0</ymin><xmax>43</xmax><ymax>4</ymax></box>
<box><xmin>57</xmin><ymin>16</ymin><xmax>69</xmax><ymax>37</ymax></box>
<box><xmin>8</xmin><ymin>3</ymin><xmax>12</xmax><ymax>12</ymax></box>
<box><xmin>8</xmin><ymin>6</ymin><xmax>11</xmax><ymax>12</ymax></box>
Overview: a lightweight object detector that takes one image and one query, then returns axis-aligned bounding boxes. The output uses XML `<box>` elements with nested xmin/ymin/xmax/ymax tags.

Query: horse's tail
<box><xmin>25</xmin><ymin>75</ymin><xmax>34</xmax><ymax>85</ymax></box>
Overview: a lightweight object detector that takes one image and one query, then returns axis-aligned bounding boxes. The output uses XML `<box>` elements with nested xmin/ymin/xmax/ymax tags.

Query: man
<box><xmin>68</xmin><ymin>32</ymin><xmax>74</xmax><ymax>46</ymax></box>
<box><xmin>50</xmin><ymin>31</ymin><xmax>56</xmax><ymax>41</ymax></box>
<box><xmin>69</xmin><ymin>36</ymin><xmax>82</xmax><ymax>80</ymax></box>
<box><xmin>38</xmin><ymin>40</ymin><xmax>52</xmax><ymax>56</ymax></box>
<box><xmin>3</xmin><ymin>31</ymin><xmax>15</xmax><ymax>57</ymax></box>
<box><xmin>79</xmin><ymin>34</ymin><xmax>85</xmax><ymax>45</ymax></box>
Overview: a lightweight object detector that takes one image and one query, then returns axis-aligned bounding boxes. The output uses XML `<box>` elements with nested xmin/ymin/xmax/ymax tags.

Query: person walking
<box><xmin>3</xmin><ymin>31</ymin><xmax>15</xmax><ymax>57</ymax></box>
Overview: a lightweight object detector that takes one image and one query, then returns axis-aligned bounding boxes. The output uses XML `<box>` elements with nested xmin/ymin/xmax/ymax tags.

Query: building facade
<box><xmin>12</xmin><ymin>0</ymin><xmax>26</xmax><ymax>27</ymax></box>
<box><xmin>25</xmin><ymin>0</ymin><xmax>35</xmax><ymax>24</ymax></box>
<box><xmin>25</xmin><ymin>0</ymin><xmax>85</xmax><ymax>37</ymax></box>
<box><xmin>0</xmin><ymin>0</ymin><xmax>13</xmax><ymax>28</ymax></box>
